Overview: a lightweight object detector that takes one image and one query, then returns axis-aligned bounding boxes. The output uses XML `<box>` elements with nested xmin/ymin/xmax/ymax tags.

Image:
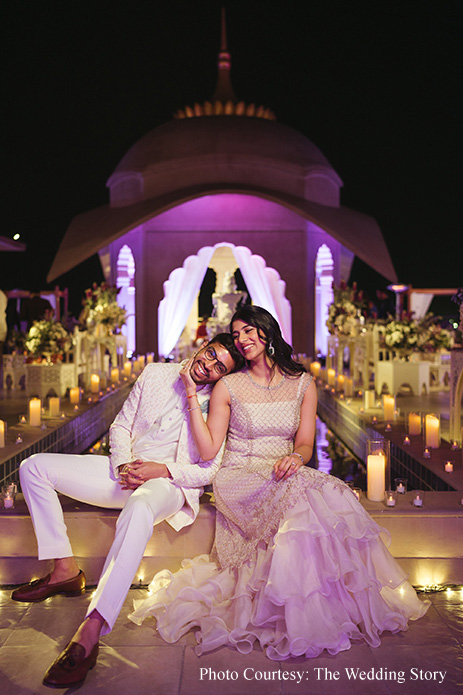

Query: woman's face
<box><xmin>231</xmin><ymin>319</ymin><xmax>268</xmax><ymax>361</ymax></box>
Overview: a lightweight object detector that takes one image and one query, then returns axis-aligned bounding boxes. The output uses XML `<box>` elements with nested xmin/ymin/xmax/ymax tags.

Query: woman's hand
<box><xmin>179</xmin><ymin>353</ymin><xmax>198</xmax><ymax>396</ymax></box>
<box><xmin>118</xmin><ymin>460</ymin><xmax>171</xmax><ymax>489</ymax></box>
<box><xmin>273</xmin><ymin>454</ymin><xmax>303</xmax><ymax>482</ymax></box>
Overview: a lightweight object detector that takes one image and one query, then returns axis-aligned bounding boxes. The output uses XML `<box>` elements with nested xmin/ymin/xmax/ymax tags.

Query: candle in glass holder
<box><xmin>395</xmin><ymin>478</ymin><xmax>407</xmax><ymax>494</ymax></box>
<box><xmin>336</xmin><ymin>374</ymin><xmax>345</xmax><ymax>392</ymax></box>
<box><xmin>124</xmin><ymin>361</ymin><xmax>132</xmax><ymax>377</ymax></box>
<box><xmin>49</xmin><ymin>397</ymin><xmax>60</xmax><ymax>418</ymax></box>
<box><xmin>0</xmin><ymin>420</ymin><xmax>6</xmax><ymax>447</ymax></box>
<box><xmin>383</xmin><ymin>395</ymin><xmax>395</xmax><ymax>421</ymax></box>
<box><xmin>386</xmin><ymin>491</ymin><xmax>397</xmax><ymax>507</ymax></box>
<box><xmin>310</xmin><ymin>361</ymin><xmax>321</xmax><ymax>377</ymax></box>
<box><xmin>425</xmin><ymin>414</ymin><xmax>440</xmax><ymax>448</ymax></box>
<box><xmin>70</xmin><ymin>387</ymin><xmax>80</xmax><ymax>404</ymax></box>
<box><xmin>444</xmin><ymin>461</ymin><xmax>454</xmax><ymax>473</ymax></box>
<box><xmin>90</xmin><ymin>374</ymin><xmax>100</xmax><ymax>394</ymax></box>
<box><xmin>408</xmin><ymin>412</ymin><xmax>421</xmax><ymax>436</ymax></box>
<box><xmin>29</xmin><ymin>398</ymin><xmax>42</xmax><ymax>427</ymax></box>
<box><xmin>367</xmin><ymin>452</ymin><xmax>386</xmax><ymax>502</ymax></box>
<box><xmin>413</xmin><ymin>491</ymin><xmax>424</xmax><ymax>507</ymax></box>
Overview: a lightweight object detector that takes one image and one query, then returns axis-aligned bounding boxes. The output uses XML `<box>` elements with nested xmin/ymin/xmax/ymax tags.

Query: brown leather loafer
<box><xmin>11</xmin><ymin>570</ymin><xmax>86</xmax><ymax>602</ymax></box>
<box><xmin>43</xmin><ymin>642</ymin><xmax>98</xmax><ymax>688</ymax></box>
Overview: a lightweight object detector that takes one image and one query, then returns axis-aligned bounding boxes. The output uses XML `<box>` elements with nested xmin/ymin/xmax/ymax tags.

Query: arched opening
<box><xmin>158</xmin><ymin>243</ymin><xmax>291</xmax><ymax>358</ymax></box>
<box><xmin>315</xmin><ymin>244</ymin><xmax>334</xmax><ymax>357</ymax></box>
<box><xmin>117</xmin><ymin>245</ymin><xmax>136</xmax><ymax>356</ymax></box>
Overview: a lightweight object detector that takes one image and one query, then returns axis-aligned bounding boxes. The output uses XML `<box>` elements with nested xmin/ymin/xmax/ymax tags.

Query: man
<box><xmin>12</xmin><ymin>334</ymin><xmax>244</xmax><ymax>688</ymax></box>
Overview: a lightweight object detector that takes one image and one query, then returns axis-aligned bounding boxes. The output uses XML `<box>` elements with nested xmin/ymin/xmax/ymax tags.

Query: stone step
<box><xmin>0</xmin><ymin>494</ymin><xmax>215</xmax><ymax>586</ymax></box>
<box><xmin>1</xmin><ymin>492</ymin><xmax>462</xmax><ymax>589</ymax></box>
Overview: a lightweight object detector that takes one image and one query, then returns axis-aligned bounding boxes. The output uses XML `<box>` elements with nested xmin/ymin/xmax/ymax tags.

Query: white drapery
<box><xmin>409</xmin><ymin>292</ymin><xmax>434</xmax><ymax>319</ymax></box>
<box><xmin>158</xmin><ymin>246</ymin><xmax>216</xmax><ymax>357</ymax></box>
<box><xmin>232</xmin><ymin>246</ymin><xmax>292</xmax><ymax>344</ymax></box>
<box><xmin>157</xmin><ymin>243</ymin><xmax>292</xmax><ymax>358</ymax></box>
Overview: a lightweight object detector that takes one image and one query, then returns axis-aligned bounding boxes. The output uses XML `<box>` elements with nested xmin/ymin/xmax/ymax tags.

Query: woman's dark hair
<box><xmin>212</xmin><ymin>332</ymin><xmax>246</xmax><ymax>372</ymax></box>
<box><xmin>229</xmin><ymin>305</ymin><xmax>306</xmax><ymax>376</ymax></box>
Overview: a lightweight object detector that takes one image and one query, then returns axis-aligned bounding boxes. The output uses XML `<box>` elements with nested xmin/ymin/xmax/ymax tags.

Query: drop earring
<box><xmin>268</xmin><ymin>341</ymin><xmax>275</xmax><ymax>357</ymax></box>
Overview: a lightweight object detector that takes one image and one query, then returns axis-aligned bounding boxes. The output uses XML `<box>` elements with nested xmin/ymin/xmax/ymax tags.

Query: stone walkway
<box><xmin>1</xmin><ymin>585</ymin><xmax>462</xmax><ymax>695</ymax></box>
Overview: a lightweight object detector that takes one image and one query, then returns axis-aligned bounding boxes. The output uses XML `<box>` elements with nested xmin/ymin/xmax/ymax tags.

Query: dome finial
<box><xmin>173</xmin><ymin>7</ymin><xmax>275</xmax><ymax>121</ymax></box>
<box><xmin>212</xmin><ymin>8</ymin><xmax>237</xmax><ymax>103</ymax></box>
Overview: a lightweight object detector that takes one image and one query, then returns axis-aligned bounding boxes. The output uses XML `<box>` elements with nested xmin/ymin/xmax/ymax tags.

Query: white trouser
<box><xmin>19</xmin><ymin>453</ymin><xmax>185</xmax><ymax>634</ymax></box>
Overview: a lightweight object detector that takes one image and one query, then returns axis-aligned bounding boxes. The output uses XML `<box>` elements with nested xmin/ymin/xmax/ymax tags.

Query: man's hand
<box><xmin>118</xmin><ymin>460</ymin><xmax>172</xmax><ymax>490</ymax></box>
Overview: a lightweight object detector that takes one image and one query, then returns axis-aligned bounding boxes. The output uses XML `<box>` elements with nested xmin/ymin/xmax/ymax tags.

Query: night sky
<box><xmin>2</xmin><ymin>1</ymin><xmax>461</xmax><ymax>318</ymax></box>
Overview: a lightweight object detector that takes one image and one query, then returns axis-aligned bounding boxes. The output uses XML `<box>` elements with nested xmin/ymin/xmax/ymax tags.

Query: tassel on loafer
<box><xmin>43</xmin><ymin>642</ymin><xmax>99</xmax><ymax>688</ymax></box>
<box><xmin>11</xmin><ymin>570</ymin><xmax>86</xmax><ymax>602</ymax></box>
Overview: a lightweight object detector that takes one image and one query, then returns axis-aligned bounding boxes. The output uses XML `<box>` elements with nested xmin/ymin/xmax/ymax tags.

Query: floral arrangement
<box><xmin>25</xmin><ymin>319</ymin><xmax>72</xmax><ymax>359</ymax></box>
<box><xmin>451</xmin><ymin>288</ymin><xmax>463</xmax><ymax>344</ymax></box>
<box><xmin>379</xmin><ymin>314</ymin><xmax>419</xmax><ymax>357</ymax></box>
<box><xmin>326</xmin><ymin>282</ymin><xmax>367</xmax><ymax>336</ymax></box>
<box><xmin>416</xmin><ymin>314</ymin><xmax>454</xmax><ymax>353</ymax></box>
<box><xmin>379</xmin><ymin>313</ymin><xmax>454</xmax><ymax>357</ymax></box>
<box><xmin>81</xmin><ymin>282</ymin><xmax>126</xmax><ymax>334</ymax></box>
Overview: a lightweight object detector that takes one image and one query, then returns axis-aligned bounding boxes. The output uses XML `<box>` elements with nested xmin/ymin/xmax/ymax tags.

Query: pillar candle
<box><xmin>49</xmin><ymin>397</ymin><xmax>60</xmax><ymax>417</ymax></box>
<box><xmin>146</xmin><ymin>353</ymin><xmax>154</xmax><ymax>363</ymax></box>
<box><xmin>310</xmin><ymin>361</ymin><xmax>321</xmax><ymax>377</ymax></box>
<box><xmin>383</xmin><ymin>395</ymin><xmax>395</xmax><ymax>421</ymax></box>
<box><xmin>336</xmin><ymin>374</ymin><xmax>345</xmax><ymax>391</ymax></box>
<box><xmin>327</xmin><ymin>368</ymin><xmax>335</xmax><ymax>386</ymax></box>
<box><xmin>70</xmin><ymin>387</ymin><xmax>80</xmax><ymax>404</ymax></box>
<box><xmin>345</xmin><ymin>377</ymin><xmax>353</xmax><ymax>397</ymax></box>
<box><xmin>408</xmin><ymin>412</ymin><xmax>421</xmax><ymax>436</ymax></box>
<box><xmin>0</xmin><ymin>420</ymin><xmax>5</xmax><ymax>447</ymax></box>
<box><xmin>138</xmin><ymin>355</ymin><xmax>145</xmax><ymax>369</ymax></box>
<box><xmin>425</xmin><ymin>414</ymin><xmax>440</xmax><ymax>448</ymax></box>
<box><xmin>367</xmin><ymin>452</ymin><xmax>386</xmax><ymax>501</ymax></box>
<box><xmin>133</xmin><ymin>359</ymin><xmax>140</xmax><ymax>373</ymax></box>
<box><xmin>90</xmin><ymin>374</ymin><xmax>100</xmax><ymax>394</ymax></box>
<box><xmin>364</xmin><ymin>389</ymin><xmax>376</xmax><ymax>409</ymax></box>
<box><xmin>124</xmin><ymin>361</ymin><xmax>132</xmax><ymax>377</ymax></box>
<box><xmin>111</xmin><ymin>368</ymin><xmax>120</xmax><ymax>383</ymax></box>
<box><xmin>29</xmin><ymin>398</ymin><xmax>42</xmax><ymax>427</ymax></box>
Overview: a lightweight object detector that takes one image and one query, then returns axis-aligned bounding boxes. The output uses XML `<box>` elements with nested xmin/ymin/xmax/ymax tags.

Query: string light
<box><xmin>414</xmin><ymin>583</ymin><xmax>463</xmax><ymax>595</ymax></box>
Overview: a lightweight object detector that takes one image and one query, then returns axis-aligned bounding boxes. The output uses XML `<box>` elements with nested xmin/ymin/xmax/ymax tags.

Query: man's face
<box><xmin>189</xmin><ymin>341</ymin><xmax>235</xmax><ymax>385</ymax></box>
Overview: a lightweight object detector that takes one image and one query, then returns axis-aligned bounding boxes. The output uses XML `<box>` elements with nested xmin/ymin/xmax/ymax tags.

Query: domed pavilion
<box><xmin>48</xmin><ymin>15</ymin><xmax>396</xmax><ymax>358</ymax></box>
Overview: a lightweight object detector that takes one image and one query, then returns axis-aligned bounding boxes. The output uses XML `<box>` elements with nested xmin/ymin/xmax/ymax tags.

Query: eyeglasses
<box><xmin>204</xmin><ymin>346</ymin><xmax>228</xmax><ymax>375</ymax></box>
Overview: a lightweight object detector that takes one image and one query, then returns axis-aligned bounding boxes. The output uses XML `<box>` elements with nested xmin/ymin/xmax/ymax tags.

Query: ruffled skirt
<box><xmin>128</xmin><ymin>487</ymin><xmax>429</xmax><ymax>660</ymax></box>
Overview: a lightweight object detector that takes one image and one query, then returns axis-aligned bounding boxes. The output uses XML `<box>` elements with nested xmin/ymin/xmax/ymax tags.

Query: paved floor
<box><xmin>1</xmin><ymin>585</ymin><xmax>462</xmax><ymax>695</ymax></box>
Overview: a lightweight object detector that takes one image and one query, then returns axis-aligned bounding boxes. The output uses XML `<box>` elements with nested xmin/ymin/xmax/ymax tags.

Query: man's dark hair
<box><xmin>211</xmin><ymin>333</ymin><xmax>245</xmax><ymax>372</ymax></box>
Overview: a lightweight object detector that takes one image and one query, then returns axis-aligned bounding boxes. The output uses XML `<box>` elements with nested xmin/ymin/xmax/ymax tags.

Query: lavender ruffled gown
<box><xmin>128</xmin><ymin>371</ymin><xmax>428</xmax><ymax>659</ymax></box>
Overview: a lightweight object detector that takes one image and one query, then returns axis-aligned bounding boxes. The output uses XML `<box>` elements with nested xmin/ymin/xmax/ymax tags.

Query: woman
<box><xmin>129</xmin><ymin>305</ymin><xmax>428</xmax><ymax>659</ymax></box>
